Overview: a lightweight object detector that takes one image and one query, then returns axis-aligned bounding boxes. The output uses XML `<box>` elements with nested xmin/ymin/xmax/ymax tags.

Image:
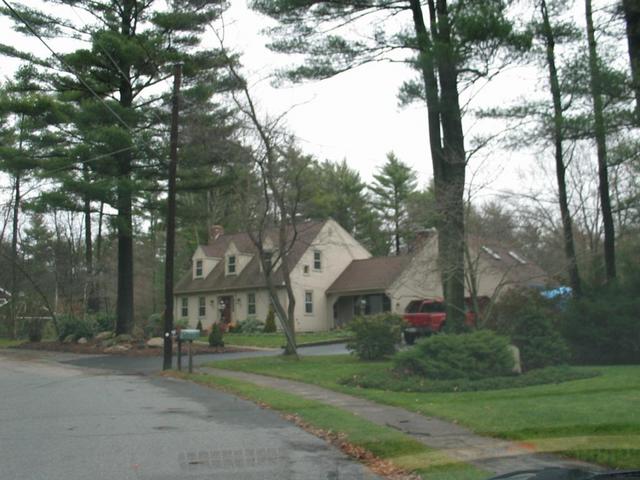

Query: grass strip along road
<box><xmin>176</xmin><ymin>371</ymin><xmax>489</xmax><ymax>480</ymax></box>
<box><xmin>209</xmin><ymin>355</ymin><xmax>640</xmax><ymax>470</ymax></box>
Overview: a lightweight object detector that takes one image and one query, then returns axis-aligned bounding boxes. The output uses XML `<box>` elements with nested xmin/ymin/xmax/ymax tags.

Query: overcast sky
<box><xmin>0</xmin><ymin>0</ymin><xmax>624</xmax><ymax>204</ymax></box>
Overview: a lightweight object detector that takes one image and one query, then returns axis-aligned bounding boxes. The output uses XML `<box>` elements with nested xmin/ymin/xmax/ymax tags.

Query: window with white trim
<box><xmin>198</xmin><ymin>297</ymin><xmax>206</xmax><ymax>317</ymax></box>
<box><xmin>181</xmin><ymin>297</ymin><xmax>188</xmax><ymax>317</ymax></box>
<box><xmin>227</xmin><ymin>255</ymin><xmax>236</xmax><ymax>274</ymax></box>
<box><xmin>247</xmin><ymin>293</ymin><xmax>256</xmax><ymax>316</ymax></box>
<box><xmin>313</xmin><ymin>250</ymin><xmax>322</xmax><ymax>270</ymax></box>
<box><xmin>304</xmin><ymin>291</ymin><xmax>313</xmax><ymax>314</ymax></box>
<box><xmin>195</xmin><ymin>259</ymin><xmax>203</xmax><ymax>277</ymax></box>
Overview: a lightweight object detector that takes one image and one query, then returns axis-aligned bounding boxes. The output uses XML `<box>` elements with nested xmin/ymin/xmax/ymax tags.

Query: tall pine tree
<box><xmin>370</xmin><ymin>153</ymin><xmax>417</xmax><ymax>255</ymax></box>
<box><xmin>1</xmin><ymin>0</ymin><xmax>234</xmax><ymax>333</ymax></box>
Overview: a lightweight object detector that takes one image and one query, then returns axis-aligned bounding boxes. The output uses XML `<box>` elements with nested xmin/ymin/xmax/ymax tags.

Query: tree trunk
<box><xmin>623</xmin><ymin>0</ymin><xmax>640</xmax><ymax>115</ymax></box>
<box><xmin>115</xmin><ymin>0</ymin><xmax>135</xmax><ymax>334</ymax></box>
<box><xmin>83</xmin><ymin>164</ymin><xmax>99</xmax><ymax>313</ymax></box>
<box><xmin>279</xmin><ymin>229</ymin><xmax>298</xmax><ymax>356</ymax></box>
<box><xmin>408</xmin><ymin>0</ymin><xmax>466</xmax><ymax>331</ymax></box>
<box><xmin>10</xmin><ymin>172</ymin><xmax>20</xmax><ymax>339</ymax></box>
<box><xmin>585</xmin><ymin>0</ymin><xmax>616</xmax><ymax>282</ymax></box>
<box><xmin>163</xmin><ymin>63</ymin><xmax>182</xmax><ymax>370</ymax></box>
<box><xmin>433</xmin><ymin>0</ymin><xmax>467</xmax><ymax>332</ymax></box>
<box><xmin>541</xmin><ymin>0</ymin><xmax>583</xmax><ymax>297</ymax></box>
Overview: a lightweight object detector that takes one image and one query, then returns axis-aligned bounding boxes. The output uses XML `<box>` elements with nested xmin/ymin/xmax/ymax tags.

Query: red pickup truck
<box><xmin>402</xmin><ymin>297</ymin><xmax>486</xmax><ymax>344</ymax></box>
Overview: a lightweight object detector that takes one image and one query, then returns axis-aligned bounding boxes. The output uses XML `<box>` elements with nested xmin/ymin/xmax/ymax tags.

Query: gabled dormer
<box><xmin>224</xmin><ymin>241</ymin><xmax>253</xmax><ymax>276</ymax></box>
<box><xmin>259</xmin><ymin>237</ymin><xmax>281</xmax><ymax>273</ymax></box>
<box><xmin>192</xmin><ymin>246</ymin><xmax>220</xmax><ymax>280</ymax></box>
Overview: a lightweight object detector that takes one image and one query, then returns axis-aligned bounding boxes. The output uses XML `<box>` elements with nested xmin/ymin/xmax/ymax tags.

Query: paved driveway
<box><xmin>0</xmin><ymin>350</ymin><xmax>376</xmax><ymax>480</ymax></box>
<box><xmin>61</xmin><ymin>342</ymin><xmax>350</xmax><ymax>375</ymax></box>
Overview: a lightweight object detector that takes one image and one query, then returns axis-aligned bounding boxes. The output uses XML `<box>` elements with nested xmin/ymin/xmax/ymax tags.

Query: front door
<box><xmin>219</xmin><ymin>296</ymin><xmax>233</xmax><ymax>325</ymax></box>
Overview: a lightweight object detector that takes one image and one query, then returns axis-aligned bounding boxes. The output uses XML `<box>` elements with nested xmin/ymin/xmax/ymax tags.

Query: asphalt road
<box><xmin>0</xmin><ymin>349</ymin><xmax>376</xmax><ymax>480</ymax></box>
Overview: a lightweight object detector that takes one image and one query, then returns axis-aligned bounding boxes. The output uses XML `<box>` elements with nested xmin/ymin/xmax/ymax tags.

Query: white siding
<box><xmin>289</xmin><ymin>219</ymin><xmax>371</xmax><ymax>331</ymax></box>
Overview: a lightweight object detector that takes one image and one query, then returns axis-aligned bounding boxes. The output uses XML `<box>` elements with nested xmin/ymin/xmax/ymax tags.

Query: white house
<box><xmin>174</xmin><ymin>222</ymin><xmax>550</xmax><ymax>332</ymax></box>
<box><xmin>173</xmin><ymin>219</ymin><xmax>371</xmax><ymax>332</ymax></box>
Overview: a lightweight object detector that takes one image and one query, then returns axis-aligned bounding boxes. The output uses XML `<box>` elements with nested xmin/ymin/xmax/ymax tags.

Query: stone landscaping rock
<box><xmin>104</xmin><ymin>344</ymin><xmax>131</xmax><ymax>353</ymax></box>
<box><xmin>63</xmin><ymin>335</ymin><xmax>75</xmax><ymax>344</ymax></box>
<box><xmin>101</xmin><ymin>338</ymin><xmax>116</xmax><ymax>348</ymax></box>
<box><xmin>77</xmin><ymin>337</ymin><xmax>88</xmax><ymax>345</ymax></box>
<box><xmin>146</xmin><ymin>337</ymin><xmax>164</xmax><ymax>348</ymax></box>
<box><xmin>115</xmin><ymin>334</ymin><xmax>133</xmax><ymax>344</ymax></box>
<box><xmin>95</xmin><ymin>331</ymin><xmax>114</xmax><ymax>341</ymax></box>
<box><xmin>509</xmin><ymin>345</ymin><xmax>522</xmax><ymax>374</ymax></box>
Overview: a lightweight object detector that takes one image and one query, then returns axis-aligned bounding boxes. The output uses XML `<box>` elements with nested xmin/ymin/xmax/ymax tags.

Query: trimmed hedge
<box><xmin>393</xmin><ymin>330</ymin><xmax>515</xmax><ymax>380</ymax></box>
<box><xmin>346</xmin><ymin>313</ymin><xmax>403</xmax><ymax>360</ymax></box>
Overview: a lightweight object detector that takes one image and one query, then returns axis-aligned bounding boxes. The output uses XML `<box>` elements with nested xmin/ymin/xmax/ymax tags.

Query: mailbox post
<box><xmin>178</xmin><ymin>329</ymin><xmax>200</xmax><ymax>373</ymax></box>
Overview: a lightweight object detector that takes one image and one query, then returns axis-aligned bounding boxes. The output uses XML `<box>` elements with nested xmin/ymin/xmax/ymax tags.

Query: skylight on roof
<box><xmin>508</xmin><ymin>251</ymin><xmax>527</xmax><ymax>264</ymax></box>
<box><xmin>481</xmin><ymin>246</ymin><xmax>502</xmax><ymax>260</ymax></box>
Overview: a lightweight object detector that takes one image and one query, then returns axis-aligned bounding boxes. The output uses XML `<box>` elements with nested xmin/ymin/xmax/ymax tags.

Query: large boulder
<box><xmin>115</xmin><ymin>334</ymin><xmax>133</xmax><ymax>344</ymax></box>
<box><xmin>95</xmin><ymin>331</ymin><xmax>114</xmax><ymax>341</ymax></box>
<box><xmin>101</xmin><ymin>338</ymin><xmax>116</xmax><ymax>348</ymax></box>
<box><xmin>146</xmin><ymin>337</ymin><xmax>164</xmax><ymax>348</ymax></box>
<box><xmin>77</xmin><ymin>337</ymin><xmax>88</xmax><ymax>345</ymax></box>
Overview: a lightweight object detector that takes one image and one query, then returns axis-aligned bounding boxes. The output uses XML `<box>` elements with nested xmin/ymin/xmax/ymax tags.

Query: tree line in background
<box><xmin>0</xmin><ymin>0</ymin><xmax>638</xmax><ymax>340</ymax></box>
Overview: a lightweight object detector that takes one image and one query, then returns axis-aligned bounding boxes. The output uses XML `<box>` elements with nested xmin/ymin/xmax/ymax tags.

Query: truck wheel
<box><xmin>404</xmin><ymin>331</ymin><xmax>416</xmax><ymax>345</ymax></box>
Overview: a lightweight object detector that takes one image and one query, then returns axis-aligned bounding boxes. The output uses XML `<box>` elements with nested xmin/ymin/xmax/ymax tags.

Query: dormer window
<box><xmin>508</xmin><ymin>251</ymin><xmax>527</xmax><ymax>265</ymax></box>
<box><xmin>195</xmin><ymin>259</ymin><xmax>203</xmax><ymax>277</ymax></box>
<box><xmin>227</xmin><ymin>255</ymin><xmax>236</xmax><ymax>274</ymax></box>
<box><xmin>313</xmin><ymin>250</ymin><xmax>322</xmax><ymax>270</ymax></box>
<box><xmin>481</xmin><ymin>246</ymin><xmax>501</xmax><ymax>260</ymax></box>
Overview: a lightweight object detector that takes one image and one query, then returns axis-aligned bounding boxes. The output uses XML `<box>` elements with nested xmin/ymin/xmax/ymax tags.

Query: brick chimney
<box><xmin>408</xmin><ymin>228</ymin><xmax>437</xmax><ymax>252</ymax></box>
<box><xmin>209</xmin><ymin>225</ymin><xmax>224</xmax><ymax>244</ymax></box>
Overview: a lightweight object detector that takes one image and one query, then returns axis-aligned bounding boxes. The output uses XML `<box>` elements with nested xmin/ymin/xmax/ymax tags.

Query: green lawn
<box><xmin>211</xmin><ymin>355</ymin><xmax>640</xmax><ymax>469</ymax></box>
<box><xmin>200</xmin><ymin>331</ymin><xmax>353</xmax><ymax>348</ymax></box>
<box><xmin>179</xmin><ymin>371</ymin><xmax>488</xmax><ymax>480</ymax></box>
<box><xmin>0</xmin><ymin>338</ymin><xmax>25</xmax><ymax>348</ymax></box>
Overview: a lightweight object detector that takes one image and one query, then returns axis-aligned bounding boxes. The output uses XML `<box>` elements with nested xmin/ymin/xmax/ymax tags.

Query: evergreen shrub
<box><xmin>208</xmin><ymin>323</ymin><xmax>225</xmax><ymax>347</ymax></box>
<box><xmin>393</xmin><ymin>330</ymin><xmax>514</xmax><ymax>380</ymax></box>
<box><xmin>263</xmin><ymin>308</ymin><xmax>277</xmax><ymax>333</ymax></box>
<box><xmin>346</xmin><ymin>313</ymin><xmax>403</xmax><ymax>360</ymax></box>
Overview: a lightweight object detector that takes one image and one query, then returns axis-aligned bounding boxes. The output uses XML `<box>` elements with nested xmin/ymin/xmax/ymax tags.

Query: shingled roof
<box><xmin>470</xmin><ymin>237</ymin><xmax>550</xmax><ymax>287</ymax></box>
<box><xmin>326</xmin><ymin>256</ymin><xmax>412</xmax><ymax>295</ymax></box>
<box><xmin>174</xmin><ymin>220</ymin><xmax>326</xmax><ymax>295</ymax></box>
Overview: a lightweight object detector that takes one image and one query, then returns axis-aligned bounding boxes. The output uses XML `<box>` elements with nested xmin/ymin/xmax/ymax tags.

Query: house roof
<box><xmin>326</xmin><ymin>256</ymin><xmax>412</xmax><ymax>295</ymax></box>
<box><xmin>174</xmin><ymin>220</ymin><xmax>326</xmax><ymax>295</ymax></box>
<box><xmin>470</xmin><ymin>238</ymin><xmax>550</xmax><ymax>287</ymax></box>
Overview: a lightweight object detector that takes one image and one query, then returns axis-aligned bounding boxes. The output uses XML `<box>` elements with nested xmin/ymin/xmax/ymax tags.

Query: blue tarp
<box><xmin>540</xmin><ymin>286</ymin><xmax>572</xmax><ymax>299</ymax></box>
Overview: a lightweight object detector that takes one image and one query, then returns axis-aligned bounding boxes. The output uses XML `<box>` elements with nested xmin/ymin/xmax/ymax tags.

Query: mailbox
<box><xmin>179</xmin><ymin>329</ymin><xmax>200</xmax><ymax>341</ymax></box>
